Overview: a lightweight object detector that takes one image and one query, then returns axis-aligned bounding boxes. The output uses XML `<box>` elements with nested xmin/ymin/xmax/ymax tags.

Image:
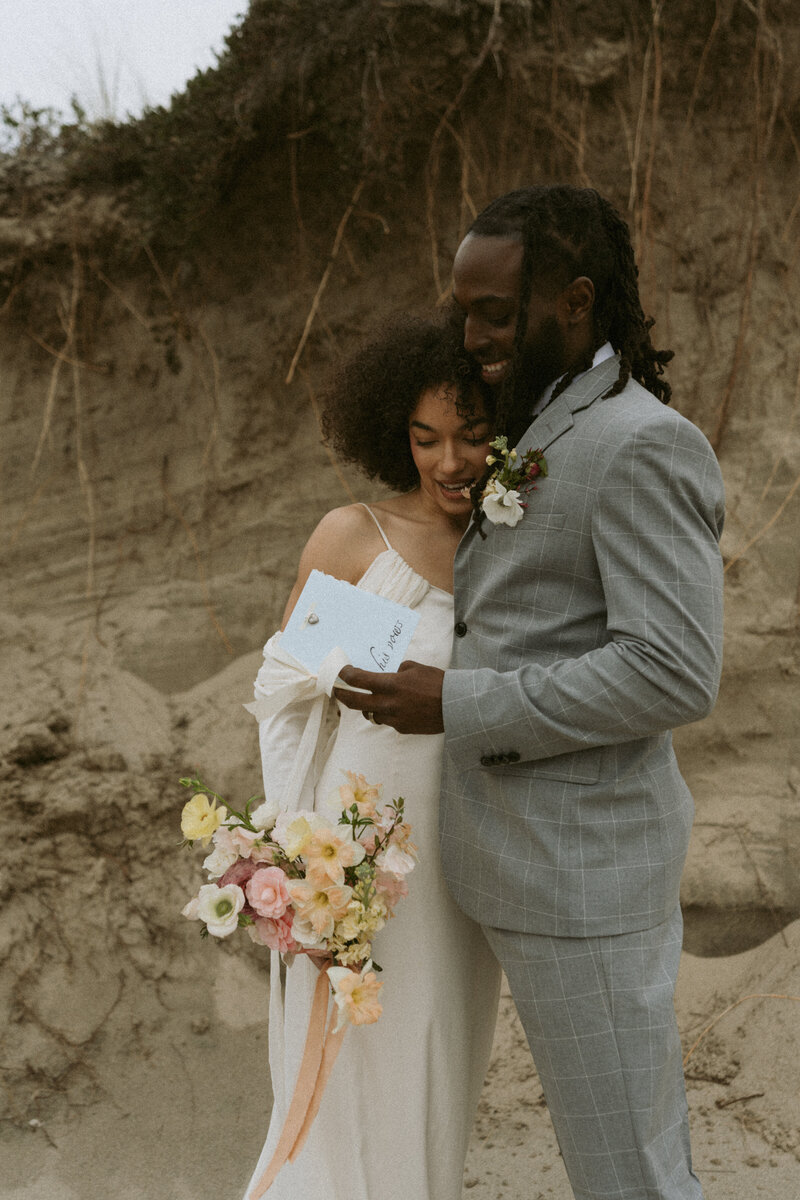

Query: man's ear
<box><xmin>557</xmin><ymin>276</ymin><xmax>594</xmax><ymax>326</ymax></box>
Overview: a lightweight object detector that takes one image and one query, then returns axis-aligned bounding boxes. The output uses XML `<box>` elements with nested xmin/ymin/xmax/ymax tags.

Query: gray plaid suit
<box><xmin>440</xmin><ymin>356</ymin><xmax>724</xmax><ymax>1199</ymax></box>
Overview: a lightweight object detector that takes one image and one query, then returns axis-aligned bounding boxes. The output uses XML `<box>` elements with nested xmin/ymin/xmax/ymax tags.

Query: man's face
<box><xmin>452</xmin><ymin>233</ymin><xmax>567</xmax><ymax>400</ymax></box>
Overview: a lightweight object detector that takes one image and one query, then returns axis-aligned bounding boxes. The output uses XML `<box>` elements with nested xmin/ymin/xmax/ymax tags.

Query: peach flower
<box><xmin>287</xmin><ymin>879</ymin><xmax>352</xmax><ymax>942</ymax></box>
<box><xmin>327</xmin><ymin>961</ymin><xmax>383</xmax><ymax>1031</ymax></box>
<box><xmin>383</xmin><ymin>818</ymin><xmax>416</xmax><ymax>855</ymax></box>
<box><xmin>304</xmin><ymin>828</ymin><xmax>365</xmax><ymax>889</ymax></box>
<box><xmin>338</xmin><ymin>770</ymin><xmax>382</xmax><ymax>819</ymax></box>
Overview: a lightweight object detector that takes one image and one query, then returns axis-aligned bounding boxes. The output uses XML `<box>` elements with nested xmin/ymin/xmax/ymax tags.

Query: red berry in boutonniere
<box><xmin>478</xmin><ymin>437</ymin><xmax>548</xmax><ymax>527</ymax></box>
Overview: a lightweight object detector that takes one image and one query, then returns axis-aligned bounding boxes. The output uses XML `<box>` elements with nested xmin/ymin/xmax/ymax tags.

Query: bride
<box><xmin>242</xmin><ymin>316</ymin><xmax>502</xmax><ymax>1200</ymax></box>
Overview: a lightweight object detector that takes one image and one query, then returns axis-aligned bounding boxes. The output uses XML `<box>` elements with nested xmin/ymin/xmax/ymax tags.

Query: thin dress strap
<box><xmin>359</xmin><ymin>503</ymin><xmax>392</xmax><ymax>550</ymax></box>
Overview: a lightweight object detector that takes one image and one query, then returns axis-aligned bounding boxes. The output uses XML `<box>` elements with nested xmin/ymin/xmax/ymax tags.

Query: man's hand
<box><xmin>333</xmin><ymin>660</ymin><xmax>445</xmax><ymax>735</ymax></box>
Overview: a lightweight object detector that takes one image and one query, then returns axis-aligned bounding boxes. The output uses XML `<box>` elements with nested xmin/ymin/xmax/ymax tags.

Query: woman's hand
<box><xmin>333</xmin><ymin>661</ymin><xmax>445</xmax><ymax>735</ymax></box>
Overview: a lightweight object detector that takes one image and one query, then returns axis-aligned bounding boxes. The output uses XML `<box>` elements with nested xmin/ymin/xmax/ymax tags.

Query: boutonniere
<box><xmin>474</xmin><ymin>435</ymin><xmax>548</xmax><ymax>527</ymax></box>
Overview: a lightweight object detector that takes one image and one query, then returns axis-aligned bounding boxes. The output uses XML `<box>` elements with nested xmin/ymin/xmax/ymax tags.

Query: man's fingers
<box><xmin>333</xmin><ymin>662</ymin><xmax>444</xmax><ymax>733</ymax></box>
<box><xmin>336</xmin><ymin>665</ymin><xmax>388</xmax><ymax>691</ymax></box>
<box><xmin>334</xmin><ymin>666</ymin><xmax>386</xmax><ymax>713</ymax></box>
<box><xmin>334</xmin><ymin>686</ymin><xmax>375</xmax><ymax>712</ymax></box>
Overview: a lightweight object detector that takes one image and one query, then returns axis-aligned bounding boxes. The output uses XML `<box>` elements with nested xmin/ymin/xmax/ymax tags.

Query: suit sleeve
<box><xmin>442</xmin><ymin>418</ymin><xmax>725</xmax><ymax>768</ymax></box>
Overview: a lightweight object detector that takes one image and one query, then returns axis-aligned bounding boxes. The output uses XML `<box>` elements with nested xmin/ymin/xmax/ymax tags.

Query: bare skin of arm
<box><xmin>280</xmin><ymin>505</ymin><xmax>385</xmax><ymax>628</ymax></box>
<box><xmin>334</xmin><ymin>661</ymin><xmax>445</xmax><ymax>734</ymax></box>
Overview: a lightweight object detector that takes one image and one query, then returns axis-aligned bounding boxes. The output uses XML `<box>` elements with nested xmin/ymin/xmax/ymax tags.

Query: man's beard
<box><xmin>517</xmin><ymin>315</ymin><xmax>567</xmax><ymax>405</ymax></box>
<box><xmin>499</xmin><ymin>315</ymin><xmax>567</xmax><ymax>443</ymax></box>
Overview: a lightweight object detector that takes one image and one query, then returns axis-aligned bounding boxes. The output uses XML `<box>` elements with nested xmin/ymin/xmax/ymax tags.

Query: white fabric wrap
<box><xmin>242</xmin><ymin>631</ymin><xmax>346</xmax><ymax>1117</ymax></box>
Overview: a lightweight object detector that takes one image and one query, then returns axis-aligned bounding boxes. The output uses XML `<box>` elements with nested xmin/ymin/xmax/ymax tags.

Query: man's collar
<box><xmin>532</xmin><ymin>342</ymin><xmax>615</xmax><ymax>419</ymax></box>
<box><xmin>517</xmin><ymin>351</ymin><xmax>621</xmax><ymax>457</ymax></box>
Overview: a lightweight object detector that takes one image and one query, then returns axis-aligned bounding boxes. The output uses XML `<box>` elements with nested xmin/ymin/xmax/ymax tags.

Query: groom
<box><xmin>336</xmin><ymin>185</ymin><xmax>724</xmax><ymax>1199</ymax></box>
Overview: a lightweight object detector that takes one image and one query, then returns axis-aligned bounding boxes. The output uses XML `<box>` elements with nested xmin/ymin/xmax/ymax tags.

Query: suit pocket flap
<box><xmin>504</xmin><ymin>743</ymin><xmax>602</xmax><ymax>784</ymax></box>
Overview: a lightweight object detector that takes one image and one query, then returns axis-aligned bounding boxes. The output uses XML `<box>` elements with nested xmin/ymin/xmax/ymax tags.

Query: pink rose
<box><xmin>246</xmin><ymin>866</ymin><xmax>290</xmax><ymax>919</ymax></box>
<box><xmin>249</xmin><ymin>913</ymin><xmax>298</xmax><ymax>953</ymax></box>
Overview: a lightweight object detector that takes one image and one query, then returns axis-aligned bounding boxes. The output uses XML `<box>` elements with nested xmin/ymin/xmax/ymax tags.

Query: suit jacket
<box><xmin>440</xmin><ymin>356</ymin><xmax>725</xmax><ymax>938</ymax></box>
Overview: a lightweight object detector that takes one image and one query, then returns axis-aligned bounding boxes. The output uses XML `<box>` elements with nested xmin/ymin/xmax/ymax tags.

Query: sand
<box><xmin>1</xmin><ymin>633</ymin><xmax>798</xmax><ymax>1199</ymax></box>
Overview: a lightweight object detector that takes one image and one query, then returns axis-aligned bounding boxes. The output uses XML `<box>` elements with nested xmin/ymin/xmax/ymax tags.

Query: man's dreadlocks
<box><xmin>466</xmin><ymin>186</ymin><xmax>673</xmax><ymax>447</ymax></box>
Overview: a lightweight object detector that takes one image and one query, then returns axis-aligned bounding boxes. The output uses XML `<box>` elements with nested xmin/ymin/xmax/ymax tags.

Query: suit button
<box><xmin>454</xmin><ymin>620</ymin><xmax>467</xmax><ymax>637</ymax></box>
<box><xmin>480</xmin><ymin>754</ymin><xmax>494</xmax><ymax>766</ymax></box>
<box><xmin>507</xmin><ymin>751</ymin><xmax>520</xmax><ymax>763</ymax></box>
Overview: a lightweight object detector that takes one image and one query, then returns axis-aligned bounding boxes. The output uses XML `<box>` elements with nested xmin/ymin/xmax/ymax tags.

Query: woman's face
<box><xmin>408</xmin><ymin>384</ymin><xmax>491</xmax><ymax>518</ymax></box>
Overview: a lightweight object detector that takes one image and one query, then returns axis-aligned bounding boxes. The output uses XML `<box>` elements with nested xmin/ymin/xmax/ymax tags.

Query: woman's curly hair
<box><xmin>320</xmin><ymin>314</ymin><xmax>490</xmax><ymax>491</ymax></box>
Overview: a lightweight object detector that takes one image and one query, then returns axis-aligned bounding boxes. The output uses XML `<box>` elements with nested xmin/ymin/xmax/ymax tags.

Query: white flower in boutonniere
<box><xmin>477</xmin><ymin>436</ymin><xmax>548</xmax><ymax>527</ymax></box>
<box><xmin>481</xmin><ymin>480</ymin><xmax>524</xmax><ymax>526</ymax></box>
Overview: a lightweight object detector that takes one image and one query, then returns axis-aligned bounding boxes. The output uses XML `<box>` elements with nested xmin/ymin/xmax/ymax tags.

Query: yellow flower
<box><xmin>334</xmin><ymin>905</ymin><xmax>363</xmax><ymax>942</ymax></box>
<box><xmin>181</xmin><ymin>794</ymin><xmax>224</xmax><ymax>846</ymax></box>
<box><xmin>339</xmin><ymin>770</ymin><xmax>382</xmax><ymax>819</ymax></box>
<box><xmin>339</xmin><ymin>897</ymin><xmax>388</xmax><ymax>937</ymax></box>
<box><xmin>283</xmin><ymin>815</ymin><xmax>315</xmax><ymax>860</ymax></box>
<box><xmin>336</xmin><ymin>940</ymin><xmax>372</xmax><ymax>967</ymax></box>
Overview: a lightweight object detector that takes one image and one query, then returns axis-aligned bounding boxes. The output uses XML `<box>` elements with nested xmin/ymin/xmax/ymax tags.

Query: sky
<box><xmin>1</xmin><ymin>0</ymin><xmax>248</xmax><ymax>122</ymax></box>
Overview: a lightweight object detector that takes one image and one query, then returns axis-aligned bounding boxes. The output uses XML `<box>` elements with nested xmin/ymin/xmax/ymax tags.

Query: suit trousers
<box><xmin>483</xmin><ymin>907</ymin><xmax>704</xmax><ymax>1200</ymax></box>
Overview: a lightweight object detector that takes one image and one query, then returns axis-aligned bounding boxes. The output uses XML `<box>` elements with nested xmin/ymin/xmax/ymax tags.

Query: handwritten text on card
<box><xmin>369</xmin><ymin>620</ymin><xmax>406</xmax><ymax>670</ymax></box>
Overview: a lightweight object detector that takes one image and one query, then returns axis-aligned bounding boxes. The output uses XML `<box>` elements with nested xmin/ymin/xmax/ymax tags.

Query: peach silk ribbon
<box><xmin>249</xmin><ymin>969</ymin><xmax>346</xmax><ymax>1198</ymax></box>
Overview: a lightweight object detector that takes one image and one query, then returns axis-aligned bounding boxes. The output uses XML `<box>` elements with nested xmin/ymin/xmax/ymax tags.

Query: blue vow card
<box><xmin>281</xmin><ymin>570</ymin><xmax>420</xmax><ymax>676</ymax></box>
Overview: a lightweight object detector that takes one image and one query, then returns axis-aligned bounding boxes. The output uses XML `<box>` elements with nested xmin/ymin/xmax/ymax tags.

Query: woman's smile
<box><xmin>408</xmin><ymin>385</ymin><xmax>491</xmax><ymax>519</ymax></box>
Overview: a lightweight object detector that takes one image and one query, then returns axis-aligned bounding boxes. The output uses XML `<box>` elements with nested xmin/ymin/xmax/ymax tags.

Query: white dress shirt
<box><xmin>532</xmin><ymin>341</ymin><xmax>616</xmax><ymax>419</ymax></box>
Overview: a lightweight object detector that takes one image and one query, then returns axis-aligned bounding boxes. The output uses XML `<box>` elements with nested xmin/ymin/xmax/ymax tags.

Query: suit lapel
<box><xmin>458</xmin><ymin>356</ymin><xmax>623</xmax><ymax>551</ymax></box>
<box><xmin>518</xmin><ymin>354</ymin><xmax>621</xmax><ymax>455</ymax></box>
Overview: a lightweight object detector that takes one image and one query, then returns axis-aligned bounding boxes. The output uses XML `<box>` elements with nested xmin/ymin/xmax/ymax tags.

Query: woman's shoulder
<box><xmin>298</xmin><ymin>503</ymin><xmax>387</xmax><ymax>582</ymax></box>
<box><xmin>280</xmin><ymin>503</ymin><xmax>389</xmax><ymax>627</ymax></box>
<box><xmin>312</xmin><ymin>502</ymin><xmax>382</xmax><ymax>544</ymax></box>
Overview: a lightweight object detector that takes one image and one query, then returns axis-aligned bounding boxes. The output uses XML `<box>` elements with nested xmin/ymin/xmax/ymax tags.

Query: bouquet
<box><xmin>179</xmin><ymin>769</ymin><xmax>416</xmax><ymax>1031</ymax></box>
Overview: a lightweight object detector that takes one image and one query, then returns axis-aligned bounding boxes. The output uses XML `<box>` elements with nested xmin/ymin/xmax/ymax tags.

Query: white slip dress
<box><xmin>242</xmin><ymin>508</ymin><xmax>501</xmax><ymax>1200</ymax></box>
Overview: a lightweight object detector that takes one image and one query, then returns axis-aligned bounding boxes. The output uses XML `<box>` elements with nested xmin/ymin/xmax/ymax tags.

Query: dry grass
<box><xmin>683</xmin><ymin>992</ymin><xmax>800</xmax><ymax>1067</ymax></box>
